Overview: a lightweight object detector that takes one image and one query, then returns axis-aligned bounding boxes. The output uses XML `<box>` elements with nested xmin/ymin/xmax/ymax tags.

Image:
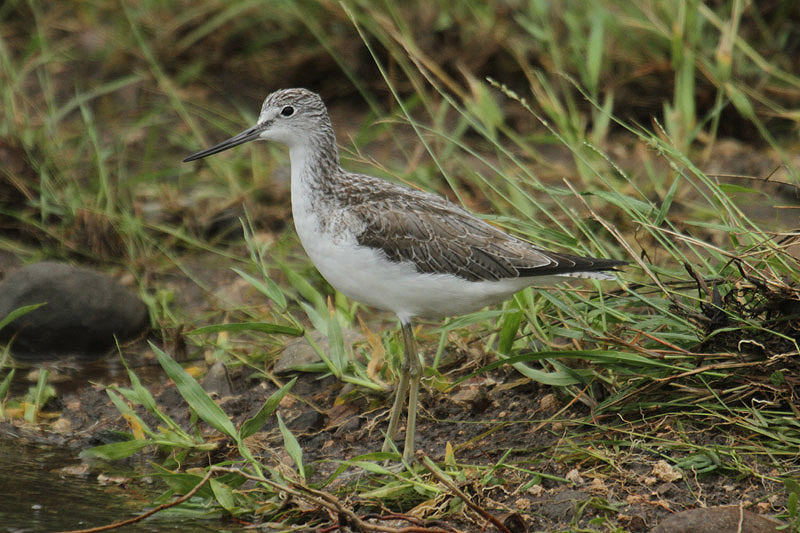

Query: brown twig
<box><xmin>653</xmin><ymin>360</ymin><xmax>764</xmax><ymax>383</ymax></box>
<box><xmin>211</xmin><ymin>466</ymin><xmax>450</xmax><ymax>532</ymax></box>
<box><xmin>55</xmin><ymin>467</ymin><xmax>215</xmax><ymax>533</ymax></box>
<box><xmin>418</xmin><ymin>452</ymin><xmax>511</xmax><ymax>533</ymax></box>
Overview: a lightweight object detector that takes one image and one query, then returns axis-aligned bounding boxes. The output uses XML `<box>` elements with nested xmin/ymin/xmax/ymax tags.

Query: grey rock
<box><xmin>288</xmin><ymin>410</ymin><xmax>326</xmax><ymax>434</ymax></box>
<box><xmin>0</xmin><ymin>262</ymin><xmax>149</xmax><ymax>360</ymax></box>
<box><xmin>274</xmin><ymin>328</ymin><xmax>364</xmax><ymax>374</ymax></box>
<box><xmin>652</xmin><ymin>505</ymin><xmax>784</xmax><ymax>533</ymax></box>
<box><xmin>202</xmin><ymin>361</ymin><xmax>233</xmax><ymax>398</ymax></box>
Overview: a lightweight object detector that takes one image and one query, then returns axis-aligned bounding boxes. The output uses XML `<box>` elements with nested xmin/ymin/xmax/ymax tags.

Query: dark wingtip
<box><xmin>518</xmin><ymin>254</ymin><xmax>628</xmax><ymax>278</ymax></box>
<box><xmin>593</xmin><ymin>258</ymin><xmax>629</xmax><ymax>272</ymax></box>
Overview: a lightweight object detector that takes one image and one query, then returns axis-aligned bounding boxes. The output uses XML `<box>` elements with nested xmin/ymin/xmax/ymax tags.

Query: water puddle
<box><xmin>0</xmin><ymin>439</ymin><xmax>248</xmax><ymax>533</ymax></box>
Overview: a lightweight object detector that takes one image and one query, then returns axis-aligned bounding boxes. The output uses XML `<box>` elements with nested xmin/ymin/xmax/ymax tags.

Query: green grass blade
<box><xmin>276</xmin><ymin>413</ymin><xmax>305</xmax><ymax>482</ymax></box>
<box><xmin>452</xmin><ymin>350</ymin><xmax>683</xmax><ymax>390</ymax></box>
<box><xmin>300</xmin><ymin>301</ymin><xmax>328</xmax><ymax>335</ymax></box>
<box><xmin>281</xmin><ymin>263</ymin><xmax>327</xmax><ymax>312</ymax></box>
<box><xmin>190</xmin><ymin>322</ymin><xmax>303</xmax><ymax>337</ymax></box>
<box><xmin>232</xmin><ymin>267</ymin><xmax>287</xmax><ymax>311</ymax></box>
<box><xmin>302</xmin><ymin>325</ymin><xmax>340</xmax><ymax>379</ymax></box>
<box><xmin>209</xmin><ymin>478</ymin><xmax>237</xmax><ymax>512</ymax></box>
<box><xmin>80</xmin><ymin>439</ymin><xmax>150</xmax><ymax>460</ymax></box>
<box><xmin>500</xmin><ymin>357</ymin><xmax>581</xmax><ymax>386</ymax></box>
<box><xmin>105</xmin><ymin>389</ymin><xmax>156</xmax><ymax>438</ymax></box>
<box><xmin>0</xmin><ymin>368</ymin><xmax>14</xmax><ymax>418</ymax></box>
<box><xmin>586</xmin><ymin>6</ymin><xmax>605</xmax><ymax>95</ymax></box>
<box><xmin>326</xmin><ymin>307</ymin><xmax>347</xmax><ymax>374</ymax></box>
<box><xmin>151</xmin><ymin>342</ymin><xmax>238</xmax><ymax>440</ymax></box>
<box><xmin>24</xmin><ymin>369</ymin><xmax>51</xmax><ymax>424</ymax></box>
<box><xmin>120</xmin><ymin>360</ymin><xmax>160</xmax><ymax>414</ymax></box>
<box><xmin>240</xmin><ymin>377</ymin><xmax>297</xmax><ymax>440</ymax></box>
<box><xmin>0</xmin><ymin>303</ymin><xmax>46</xmax><ymax>331</ymax></box>
<box><xmin>655</xmin><ymin>175</ymin><xmax>680</xmax><ymax>226</ymax></box>
<box><xmin>498</xmin><ymin>308</ymin><xmax>523</xmax><ymax>355</ymax></box>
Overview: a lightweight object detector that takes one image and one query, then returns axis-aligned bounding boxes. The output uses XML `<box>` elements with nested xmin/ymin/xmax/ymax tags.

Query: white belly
<box><xmin>294</xmin><ymin>212</ymin><xmax>554</xmax><ymax>321</ymax></box>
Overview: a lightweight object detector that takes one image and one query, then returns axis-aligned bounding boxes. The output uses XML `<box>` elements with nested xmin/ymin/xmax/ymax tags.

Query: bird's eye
<box><xmin>280</xmin><ymin>106</ymin><xmax>295</xmax><ymax>117</ymax></box>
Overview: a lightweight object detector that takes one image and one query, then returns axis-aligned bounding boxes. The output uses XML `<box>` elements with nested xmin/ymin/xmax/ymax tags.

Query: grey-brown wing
<box><xmin>350</xmin><ymin>192</ymin><xmax>616</xmax><ymax>282</ymax></box>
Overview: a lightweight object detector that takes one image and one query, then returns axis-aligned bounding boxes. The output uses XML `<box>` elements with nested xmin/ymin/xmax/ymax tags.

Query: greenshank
<box><xmin>184</xmin><ymin>88</ymin><xmax>625</xmax><ymax>463</ymax></box>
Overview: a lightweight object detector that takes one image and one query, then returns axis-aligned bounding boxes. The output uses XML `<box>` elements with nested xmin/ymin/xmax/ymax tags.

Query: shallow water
<box><xmin>0</xmin><ymin>439</ymin><xmax>247</xmax><ymax>533</ymax></box>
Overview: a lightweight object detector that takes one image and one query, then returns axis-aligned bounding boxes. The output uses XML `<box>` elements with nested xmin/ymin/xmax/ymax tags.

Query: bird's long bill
<box><xmin>182</xmin><ymin>124</ymin><xmax>263</xmax><ymax>162</ymax></box>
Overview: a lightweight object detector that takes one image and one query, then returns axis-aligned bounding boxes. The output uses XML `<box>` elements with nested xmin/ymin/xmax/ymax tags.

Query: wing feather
<box><xmin>341</xmin><ymin>176</ymin><xmax>623</xmax><ymax>282</ymax></box>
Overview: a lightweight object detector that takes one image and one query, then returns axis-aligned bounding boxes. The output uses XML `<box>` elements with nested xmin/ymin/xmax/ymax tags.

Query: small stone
<box><xmin>288</xmin><ymin>410</ymin><xmax>326</xmax><ymax>434</ymax></box>
<box><xmin>451</xmin><ymin>383</ymin><xmax>490</xmax><ymax>414</ymax></box>
<box><xmin>527</xmin><ymin>484</ymin><xmax>543</xmax><ymax>496</ymax></box>
<box><xmin>617</xmin><ymin>514</ymin><xmax>647</xmax><ymax>532</ymax></box>
<box><xmin>97</xmin><ymin>474</ymin><xmax>130</xmax><ymax>486</ymax></box>
<box><xmin>539</xmin><ymin>393</ymin><xmax>559</xmax><ymax>413</ymax></box>
<box><xmin>513</xmin><ymin>498</ymin><xmax>531</xmax><ymax>511</ymax></box>
<box><xmin>202</xmin><ymin>361</ymin><xmax>233</xmax><ymax>398</ymax></box>
<box><xmin>54</xmin><ymin>463</ymin><xmax>90</xmax><ymax>477</ymax></box>
<box><xmin>51</xmin><ymin>417</ymin><xmax>72</xmax><ymax>433</ymax></box>
<box><xmin>589</xmin><ymin>477</ymin><xmax>607</xmax><ymax>493</ymax></box>
<box><xmin>652</xmin><ymin>459</ymin><xmax>682</xmax><ymax>482</ymax></box>
<box><xmin>566</xmin><ymin>468</ymin><xmax>584</xmax><ymax>485</ymax></box>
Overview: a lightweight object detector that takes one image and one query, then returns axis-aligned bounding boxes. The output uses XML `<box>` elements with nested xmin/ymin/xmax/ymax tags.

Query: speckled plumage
<box><xmin>344</xmin><ymin>175</ymin><xmax>622</xmax><ymax>282</ymax></box>
<box><xmin>184</xmin><ymin>88</ymin><xmax>625</xmax><ymax>463</ymax></box>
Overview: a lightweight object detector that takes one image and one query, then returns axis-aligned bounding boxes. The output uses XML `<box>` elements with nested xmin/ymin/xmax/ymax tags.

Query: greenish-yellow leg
<box><xmin>381</xmin><ymin>320</ymin><xmax>421</xmax><ymax>463</ymax></box>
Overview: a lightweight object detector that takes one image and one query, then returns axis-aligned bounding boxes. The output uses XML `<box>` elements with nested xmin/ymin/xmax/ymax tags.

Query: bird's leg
<box><xmin>401</xmin><ymin>320</ymin><xmax>421</xmax><ymax>464</ymax></box>
<box><xmin>381</xmin><ymin>320</ymin><xmax>422</xmax><ymax>462</ymax></box>
<box><xmin>382</xmin><ymin>323</ymin><xmax>411</xmax><ymax>454</ymax></box>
